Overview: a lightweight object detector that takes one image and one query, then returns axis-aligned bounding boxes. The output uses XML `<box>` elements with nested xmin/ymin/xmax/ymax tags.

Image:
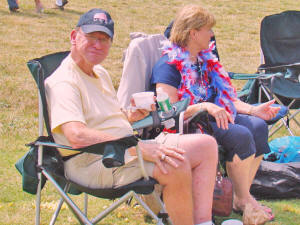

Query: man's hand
<box><xmin>126</xmin><ymin>97</ymin><xmax>156</xmax><ymax>123</ymax></box>
<box><xmin>138</xmin><ymin>140</ymin><xmax>185</xmax><ymax>174</ymax></box>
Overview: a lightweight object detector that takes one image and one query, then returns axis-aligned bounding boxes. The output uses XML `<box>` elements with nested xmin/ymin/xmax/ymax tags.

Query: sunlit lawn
<box><xmin>0</xmin><ymin>0</ymin><xmax>299</xmax><ymax>224</ymax></box>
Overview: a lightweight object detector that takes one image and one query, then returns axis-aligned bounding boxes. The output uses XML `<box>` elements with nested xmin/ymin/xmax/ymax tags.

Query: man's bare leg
<box><xmin>153</xmin><ymin>134</ymin><xmax>218</xmax><ymax>225</ymax></box>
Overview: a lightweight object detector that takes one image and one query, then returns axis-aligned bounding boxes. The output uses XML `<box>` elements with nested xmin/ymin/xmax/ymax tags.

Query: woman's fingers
<box><xmin>227</xmin><ymin>112</ymin><xmax>235</xmax><ymax>124</ymax></box>
<box><xmin>215</xmin><ymin>112</ymin><xmax>231</xmax><ymax>129</ymax></box>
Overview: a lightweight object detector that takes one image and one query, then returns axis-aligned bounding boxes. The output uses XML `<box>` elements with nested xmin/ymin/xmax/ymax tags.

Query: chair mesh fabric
<box><xmin>260</xmin><ymin>11</ymin><xmax>300</xmax><ymax>67</ymax></box>
<box><xmin>259</xmin><ymin>11</ymin><xmax>300</xmax><ymax>108</ymax></box>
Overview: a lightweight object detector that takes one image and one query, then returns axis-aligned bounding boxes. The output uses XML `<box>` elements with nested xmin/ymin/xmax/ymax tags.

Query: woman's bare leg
<box><xmin>226</xmin><ymin>154</ymin><xmax>260</xmax><ymax>211</ymax></box>
<box><xmin>248</xmin><ymin>155</ymin><xmax>263</xmax><ymax>189</ymax></box>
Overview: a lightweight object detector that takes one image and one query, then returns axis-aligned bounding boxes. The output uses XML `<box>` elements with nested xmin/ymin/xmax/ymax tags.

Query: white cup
<box><xmin>221</xmin><ymin>219</ymin><xmax>243</xmax><ymax>225</ymax></box>
<box><xmin>132</xmin><ymin>92</ymin><xmax>155</xmax><ymax>110</ymax></box>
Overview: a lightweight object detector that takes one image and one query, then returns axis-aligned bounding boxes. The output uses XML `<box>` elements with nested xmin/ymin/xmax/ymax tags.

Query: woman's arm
<box><xmin>233</xmin><ymin>98</ymin><xmax>255</xmax><ymax>115</ymax></box>
<box><xmin>156</xmin><ymin>83</ymin><xmax>234</xmax><ymax>129</ymax></box>
<box><xmin>233</xmin><ymin>98</ymin><xmax>280</xmax><ymax>120</ymax></box>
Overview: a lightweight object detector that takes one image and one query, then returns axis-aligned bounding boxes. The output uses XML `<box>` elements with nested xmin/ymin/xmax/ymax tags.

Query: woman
<box><xmin>151</xmin><ymin>4</ymin><xmax>279</xmax><ymax>220</ymax></box>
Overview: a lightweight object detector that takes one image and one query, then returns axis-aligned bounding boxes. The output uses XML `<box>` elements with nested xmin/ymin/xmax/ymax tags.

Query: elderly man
<box><xmin>45</xmin><ymin>8</ymin><xmax>218</xmax><ymax>225</ymax></box>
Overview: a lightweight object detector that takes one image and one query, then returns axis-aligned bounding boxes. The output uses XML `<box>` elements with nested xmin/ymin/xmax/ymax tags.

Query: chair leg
<box><xmin>90</xmin><ymin>191</ymin><xmax>165</xmax><ymax>224</ymax></box>
<box><xmin>49</xmin><ymin>183</ymin><xmax>71</xmax><ymax>225</ymax></box>
<box><xmin>91</xmin><ymin>191</ymin><xmax>136</xmax><ymax>224</ymax></box>
<box><xmin>84</xmin><ymin>193</ymin><xmax>88</xmax><ymax>216</ymax></box>
<box><xmin>42</xmin><ymin>169</ymin><xmax>93</xmax><ymax>225</ymax></box>
<box><xmin>35</xmin><ymin>171</ymin><xmax>43</xmax><ymax>225</ymax></box>
<box><xmin>269</xmin><ymin>117</ymin><xmax>295</xmax><ymax>137</ymax></box>
<box><xmin>132</xmin><ymin>192</ymin><xmax>165</xmax><ymax>225</ymax></box>
<box><xmin>150</xmin><ymin>192</ymin><xmax>173</xmax><ymax>225</ymax></box>
<box><xmin>289</xmin><ymin>109</ymin><xmax>300</xmax><ymax>127</ymax></box>
<box><xmin>36</xmin><ymin>93</ymin><xmax>44</xmax><ymax>225</ymax></box>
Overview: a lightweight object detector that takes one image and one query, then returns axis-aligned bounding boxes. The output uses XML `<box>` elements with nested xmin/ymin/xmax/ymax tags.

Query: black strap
<box><xmin>151</xmin><ymin>110</ymin><xmax>161</xmax><ymax>128</ymax></box>
<box><xmin>62</xmin><ymin>153</ymin><xmax>83</xmax><ymax>161</ymax></box>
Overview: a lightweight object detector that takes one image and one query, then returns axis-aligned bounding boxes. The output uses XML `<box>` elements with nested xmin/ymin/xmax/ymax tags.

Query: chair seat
<box><xmin>70</xmin><ymin>177</ymin><xmax>158</xmax><ymax>199</ymax></box>
<box><xmin>42</xmin><ymin>153</ymin><xmax>158</xmax><ymax>199</ymax></box>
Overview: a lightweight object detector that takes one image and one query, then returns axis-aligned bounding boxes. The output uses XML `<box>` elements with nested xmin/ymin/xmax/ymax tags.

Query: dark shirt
<box><xmin>150</xmin><ymin>54</ymin><xmax>216</xmax><ymax>103</ymax></box>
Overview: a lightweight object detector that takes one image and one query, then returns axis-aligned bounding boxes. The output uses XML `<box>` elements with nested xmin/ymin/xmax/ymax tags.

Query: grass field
<box><xmin>0</xmin><ymin>0</ymin><xmax>299</xmax><ymax>224</ymax></box>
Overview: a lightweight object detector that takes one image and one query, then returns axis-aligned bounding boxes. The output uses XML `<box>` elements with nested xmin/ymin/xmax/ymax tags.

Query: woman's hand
<box><xmin>138</xmin><ymin>141</ymin><xmax>185</xmax><ymax>174</ymax></box>
<box><xmin>250</xmin><ymin>99</ymin><xmax>280</xmax><ymax>120</ymax></box>
<box><xmin>204</xmin><ymin>102</ymin><xmax>234</xmax><ymax>129</ymax></box>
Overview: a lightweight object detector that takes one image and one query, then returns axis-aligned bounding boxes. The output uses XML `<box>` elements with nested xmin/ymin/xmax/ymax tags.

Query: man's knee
<box><xmin>170</xmin><ymin>157</ymin><xmax>192</xmax><ymax>180</ymax></box>
<box><xmin>203</xmin><ymin>134</ymin><xmax>218</xmax><ymax>153</ymax></box>
<box><xmin>155</xmin><ymin>157</ymin><xmax>192</xmax><ymax>186</ymax></box>
<box><xmin>196</xmin><ymin>134</ymin><xmax>218</xmax><ymax>161</ymax></box>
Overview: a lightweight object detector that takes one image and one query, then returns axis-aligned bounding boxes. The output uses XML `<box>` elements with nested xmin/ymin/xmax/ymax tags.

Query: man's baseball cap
<box><xmin>77</xmin><ymin>8</ymin><xmax>114</xmax><ymax>39</ymax></box>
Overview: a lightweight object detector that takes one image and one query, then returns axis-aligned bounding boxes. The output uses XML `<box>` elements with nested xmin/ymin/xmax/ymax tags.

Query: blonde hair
<box><xmin>170</xmin><ymin>5</ymin><xmax>216</xmax><ymax>47</ymax></box>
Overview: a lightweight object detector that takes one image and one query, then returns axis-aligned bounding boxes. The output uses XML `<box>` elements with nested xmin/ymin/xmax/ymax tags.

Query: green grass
<box><xmin>0</xmin><ymin>0</ymin><xmax>299</xmax><ymax>224</ymax></box>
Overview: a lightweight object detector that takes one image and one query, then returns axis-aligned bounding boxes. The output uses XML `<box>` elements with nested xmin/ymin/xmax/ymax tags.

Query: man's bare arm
<box><xmin>60</xmin><ymin>121</ymin><xmax>119</xmax><ymax>149</ymax></box>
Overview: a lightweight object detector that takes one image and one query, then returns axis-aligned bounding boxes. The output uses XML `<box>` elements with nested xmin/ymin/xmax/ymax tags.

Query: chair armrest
<box><xmin>132</xmin><ymin>98</ymin><xmax>190</xmax><ymax>130</ymax></box>
<box><xmin>229</xmin><ymin>72</ymin><xmax>283</xmax><ymax>80</ymax></box>
<box><xmin>28</xmin><ymin>135</ymin><xmax>138</xmax><ymax>168</ymax></box>
<box><xmin>183</xmin><ymin>109</ymin><xmax>213</xmax><ymax>135</ymax></box>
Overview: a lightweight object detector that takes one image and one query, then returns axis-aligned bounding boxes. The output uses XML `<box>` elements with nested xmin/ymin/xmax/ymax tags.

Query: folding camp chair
<box><xmin>15</xmin><ymin>51</ymin><xmax>192</xmax><ymax>225</ymax></box>
<box><xmin>231</xmin><ymin>11</ymin><xmax>300</xmax><ymax>137</ymax></box>
<box><xmin>117</xmin><ymin>33</ymin><xmax>167</xmax><ymax>109</ymax></box>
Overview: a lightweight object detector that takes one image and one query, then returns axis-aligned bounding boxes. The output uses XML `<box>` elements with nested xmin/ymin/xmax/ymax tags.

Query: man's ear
<box><xmin>70</xmin><ymin>29</ymin><xmax>77</xmax><ymax>45</ymax></box>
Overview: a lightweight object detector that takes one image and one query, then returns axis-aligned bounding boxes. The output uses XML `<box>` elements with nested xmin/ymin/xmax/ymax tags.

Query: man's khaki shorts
<box><xmin>64</xmin><ymin>132</ymin><xmax>180</xmax><ymax>188</ymax></box>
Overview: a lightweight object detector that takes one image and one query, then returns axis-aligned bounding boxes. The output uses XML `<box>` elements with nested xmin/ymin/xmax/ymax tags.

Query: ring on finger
<box><xmin>160</xmin><ymin>154</ymin><xmax>166</xmax><ymax>161</ymax></box>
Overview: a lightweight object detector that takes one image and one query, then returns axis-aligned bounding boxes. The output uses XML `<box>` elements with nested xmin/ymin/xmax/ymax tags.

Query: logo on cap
<box><xmin>94</xmin><ymin>13</ymin><xmax>108</xmax><ymax>24</ymax></box>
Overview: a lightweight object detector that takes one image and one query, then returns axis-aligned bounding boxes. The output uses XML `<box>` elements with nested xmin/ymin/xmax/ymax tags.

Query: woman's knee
<box><xmin>234</xmin><ymin>127</ymin><xmax>254</xmax><ymax>148</ymax></box>
<box><xmin>252</xmin><ymin>117</ymin><xmax>268</xmax><ymax>134</ymax></box>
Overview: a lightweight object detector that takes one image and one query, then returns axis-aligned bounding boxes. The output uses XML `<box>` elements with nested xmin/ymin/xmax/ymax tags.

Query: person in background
<box><xmin>54</xmin><ymin>0</ymin><xmax>68</xmax><ymax>10</ymax></box>
<box><xmin>35</xmin><ymin>0</ymin><xmax>44</xmax><ymax>13</ymax></box>
<box><xmin>151</xmin><ymin>4</ymin><xmax>279</xmax><ymax>221</ymax></box>
<box><xmin>7</xmin><ymin>0</ymin><xmax>19</xmax><ymax>12</ymax></box>
<box><xmin>45</xmin><ymin>8</ymin><xmax>218</xmax><ymax>225</ymax></box>
<box><xmin>7</xmin><ymin>0</ymin><xmax>44</xmax><ymax>13</ymax></box>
